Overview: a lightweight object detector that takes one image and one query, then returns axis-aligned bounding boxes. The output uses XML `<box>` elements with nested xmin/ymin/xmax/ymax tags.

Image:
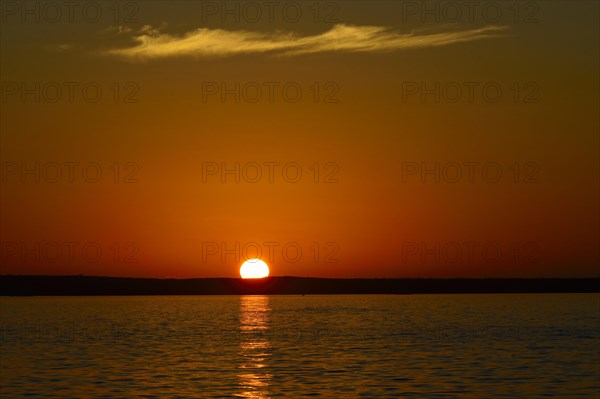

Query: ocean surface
<box><xmin>1</xmin><ymin>294</ymin><xmax>599</xmax><ymax>398</ymax></box>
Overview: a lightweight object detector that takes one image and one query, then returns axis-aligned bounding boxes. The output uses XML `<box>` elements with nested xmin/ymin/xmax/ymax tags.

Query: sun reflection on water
<box><xmin>237</xmin><ymin>296</ymin><xmax>272</xmax><ymax>398</ymax></box>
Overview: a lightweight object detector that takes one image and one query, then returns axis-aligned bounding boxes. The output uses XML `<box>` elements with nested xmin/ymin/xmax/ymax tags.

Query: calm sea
<box><xmin>1</xmin><ymin>294</ymin><xmax>599</xmax><ymax>398</ymax></box>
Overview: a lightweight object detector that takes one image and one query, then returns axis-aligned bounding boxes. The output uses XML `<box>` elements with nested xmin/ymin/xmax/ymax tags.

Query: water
<box><xmin>1</xmin><ymin>294</ymin><xmax>599</xmax><ymax>398</ymax></box>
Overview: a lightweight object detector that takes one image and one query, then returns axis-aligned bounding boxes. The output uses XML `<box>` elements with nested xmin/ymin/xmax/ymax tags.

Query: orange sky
<box><xmin>1</xmin><ymin>1</ymin><xmax>598</xmax><ymax>278</ymax></box>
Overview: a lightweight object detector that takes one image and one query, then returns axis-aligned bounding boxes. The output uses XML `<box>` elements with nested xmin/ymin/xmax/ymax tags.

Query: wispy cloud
<box><xmin>102</xmin><ymin>24</ymin><xmax>508</xmax><ymax>60</ymax></box>
<box><xmin>46</xmin><ymin>43</ymin><xmax>74</xmax><ymax>53</ymax></box>
<box><xmin>102</xmin><ymin>25</ymin><xmax>134</xmax><ymax>36</ymax></box>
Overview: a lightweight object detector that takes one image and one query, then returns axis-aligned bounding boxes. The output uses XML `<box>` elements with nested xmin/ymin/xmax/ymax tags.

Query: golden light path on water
<box><xmin>237</xmin><ymin>296</ymin><xmax>272</xmax><ymax>398</ymax></box>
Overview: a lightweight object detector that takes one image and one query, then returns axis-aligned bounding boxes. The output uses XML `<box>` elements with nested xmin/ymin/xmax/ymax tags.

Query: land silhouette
<box><xmin>0</xmin><ymin>275</ymin><xmax>598</xmax><ymax>296</ymax></box>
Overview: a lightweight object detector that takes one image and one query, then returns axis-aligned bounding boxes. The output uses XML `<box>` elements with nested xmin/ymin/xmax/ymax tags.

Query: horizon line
<box><xmin>2</xmin><ymin>275</ymin><xmax>599</xmax><ymax>280</ymax></box>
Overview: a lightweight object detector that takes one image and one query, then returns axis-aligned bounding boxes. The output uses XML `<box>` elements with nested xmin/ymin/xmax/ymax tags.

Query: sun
<box><xmin>240</xmin><ymin>259</ymin><xmax>270</xmax><ymax>279</ymax></box>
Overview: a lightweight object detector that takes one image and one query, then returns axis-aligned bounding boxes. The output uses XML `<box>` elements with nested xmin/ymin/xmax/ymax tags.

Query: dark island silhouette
<box><xmin>0</xmin><ymin>275</ymin><xmax>598</xmax><ymax>296</ymax></box>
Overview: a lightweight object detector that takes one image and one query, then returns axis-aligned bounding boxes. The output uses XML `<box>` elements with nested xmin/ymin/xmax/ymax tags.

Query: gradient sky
<box><xmin>1</xmin><ymin>1</ymin><xmax>598</xmax><ymax>278</ymax></box>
